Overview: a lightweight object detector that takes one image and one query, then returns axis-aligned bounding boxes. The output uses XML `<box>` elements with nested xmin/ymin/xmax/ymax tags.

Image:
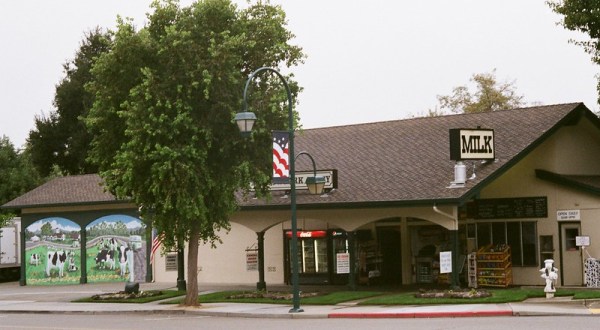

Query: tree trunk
<box><xmin>183</xmin><ymin>228</ymin><xmax>200</xmax><ymax>306</ymax></box>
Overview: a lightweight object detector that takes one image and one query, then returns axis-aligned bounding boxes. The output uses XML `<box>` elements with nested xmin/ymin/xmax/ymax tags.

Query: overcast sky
<box><xmin>1</xmin><ymin>1</ymin><xmax>597</xmax><ymax>148</ymax></box>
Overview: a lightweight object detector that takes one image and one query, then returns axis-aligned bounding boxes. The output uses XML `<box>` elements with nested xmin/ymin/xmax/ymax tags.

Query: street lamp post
<box><xmin>235</xmin><ymin>67</ymin><xmax>323</xmax><ymax>313</ymax></box>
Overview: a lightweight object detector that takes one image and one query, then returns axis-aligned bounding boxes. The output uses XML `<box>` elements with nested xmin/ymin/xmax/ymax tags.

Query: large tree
<box><xmin>86</xmin><ymin>0</ymin><xmax>303</xmax><ymax>306</ymax></box>
<box><xmin>436</xmin><ymin>70</ymin><xmax>525</xmax><ymax>114</ymax></box>
<box><xmin>548</xmin><ymin>1</ymin><xmax>600</xmax><ymax>106</ymax></box>
<box><xmin>0</xmin><ymin>136</ymin><xmax>41</xmax><ymax>227</ymax></box>
<box><xmin>27</xmin><ymin>28</ymin><xmax>111</xmax><ymax>177</ymax></box>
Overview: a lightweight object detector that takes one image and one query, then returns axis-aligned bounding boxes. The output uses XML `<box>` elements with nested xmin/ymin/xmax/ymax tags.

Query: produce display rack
<box><xmin>476</xmin><ymin>244</ymin><xmax>512</xmax><ymax>287</ymax></box>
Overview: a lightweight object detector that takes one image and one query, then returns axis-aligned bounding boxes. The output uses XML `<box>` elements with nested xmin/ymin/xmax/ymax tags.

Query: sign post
<box><xmin>576</xmin><ymin>236</ymin><xmax>590</xmax><ymax>285</ymax></box>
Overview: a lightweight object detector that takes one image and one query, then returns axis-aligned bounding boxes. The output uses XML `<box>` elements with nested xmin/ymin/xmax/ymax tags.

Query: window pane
<box><xmin>477</xmin><ymin>223</ymin><xmax>491</xmax><ymax>248</ymax></box>
<box><xmin>565</xmin><ymin>228</ymin><xmax>579</xmax><ymax>251</ymax></box>
<box><xmin>522</xmin><ymin>222</ymin><xmax>537</xmax><ymax>266</ymax></box>
<box><xmin>506</xmin><ymin>222</ymin><xmax>522</xmax><ymax>266</ymax></box>
<box><xmin>492</xmin><ymin>222</ymin><xmax>506</xmax><ymax>244</ymax></box>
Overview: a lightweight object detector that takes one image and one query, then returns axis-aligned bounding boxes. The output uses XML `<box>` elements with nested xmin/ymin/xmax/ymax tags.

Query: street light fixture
<box><xmin>235</xmin><ymin>67</ymin><xmax>324</xmax><ymax>313</ymax></box>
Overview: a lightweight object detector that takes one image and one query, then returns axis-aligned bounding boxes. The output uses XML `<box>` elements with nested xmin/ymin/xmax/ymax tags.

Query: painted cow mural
<box><xmin>85</xmin><ymin>215</ymin><xmax>146</xmax><ymax>283</ymax></box>
<box><xmin>24</xmin><ymin>217</ymin><xmax>81</xmax><ymax>285</ymax></box>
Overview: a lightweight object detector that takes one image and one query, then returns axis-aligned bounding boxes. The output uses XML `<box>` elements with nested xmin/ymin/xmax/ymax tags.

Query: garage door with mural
<box><xmin>24</xmin><ymin>217</ymin><xmax>81</xmax><ymax>285</ymax></box>
<box><xmin>86</xmin><ymin>215</ymin><xmax>147</xmax><ymax>283</ymax></box>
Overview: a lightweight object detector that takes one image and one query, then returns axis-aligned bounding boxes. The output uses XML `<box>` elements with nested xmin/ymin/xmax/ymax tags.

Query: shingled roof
<box><xmin>3</xmin><ymin>103</ymin><xmax>595</xmax><ymax>211</ymax></box>
<box><xmin>2</xmin><ymin>173</ymin><xmax>119</xmax><ymax>209</ymax></box>
<box><xmin>241</xmin><ymin>102</ymin><xmax>596</xmax><ymax>208</ymax></box>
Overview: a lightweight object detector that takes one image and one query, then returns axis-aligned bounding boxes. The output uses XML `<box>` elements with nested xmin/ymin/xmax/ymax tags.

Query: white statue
<box><xmin>539</xmin><ymin>259</ymin><xmax>558</xmax><ymax>298</ymax></box>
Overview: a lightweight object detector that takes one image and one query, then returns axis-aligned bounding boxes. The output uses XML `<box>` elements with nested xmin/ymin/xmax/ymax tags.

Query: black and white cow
<box><xmin>29</xmin><ymin>253</ymin><xmax>40</xmax><ymax>266</ymax></box>
<box><xmin>118</xmin><ymin>245</ymin><xmax>130</xmax><ymax>277</ymax></box>
<box><xmin>95</xmin><ymin>249</ymin><xmax>115</xmax><ymax>270</ymax></box>
<box><xmin>46</xmin><ymin>251</ymin><xmax>67</xmax><ymax>278</ymax></box>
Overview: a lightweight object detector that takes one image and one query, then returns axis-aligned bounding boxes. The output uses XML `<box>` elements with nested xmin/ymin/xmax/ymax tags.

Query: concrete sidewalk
<box><xmin>0</xmin><ymin>281</ymin><xmax>597</xmax><ymax>318</ymax></box>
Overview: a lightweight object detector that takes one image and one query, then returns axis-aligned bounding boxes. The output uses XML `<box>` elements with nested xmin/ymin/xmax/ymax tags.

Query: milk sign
<box><xmin>449</xmin><ymin>128</ymin><xmax>495</xmax><ymax>161</ymax></box>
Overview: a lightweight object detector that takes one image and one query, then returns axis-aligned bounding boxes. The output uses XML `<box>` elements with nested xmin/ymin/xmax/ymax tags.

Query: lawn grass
<box><xmin>163</xmin><ymin>290</ymin><xmax>383</xmax><ymax>305</ymax></box>
<box><xmin>358</xmin><ymin>287</ymin><xmax>600</xmax><ymax>305</ymax></box>
<box><xmin>74</xmin><ymin>290</ymin><xmax>186</xmax><ymax>303</ymax></box>
<box><xmin>78</xmin><ymin>287</ymin><xmax>600</xmax><ymax>305</ymax></box>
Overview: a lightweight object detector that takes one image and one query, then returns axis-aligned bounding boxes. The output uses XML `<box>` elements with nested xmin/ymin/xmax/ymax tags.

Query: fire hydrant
<box><xmin>539</xmin><ymin>259</ymin><xmax>558</xmax><ymax>298</ymax></box>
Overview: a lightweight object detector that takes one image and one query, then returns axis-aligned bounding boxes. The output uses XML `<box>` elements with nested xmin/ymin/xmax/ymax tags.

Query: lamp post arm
<box><xmin>295</xmin><ymin>151</ymin><xmax>318</xmax><ymax>178</ymax></box>
<box><xmin>242</xmin><ymin>67</ymin><xmax>293</xmax><ymax>117</ymax></box>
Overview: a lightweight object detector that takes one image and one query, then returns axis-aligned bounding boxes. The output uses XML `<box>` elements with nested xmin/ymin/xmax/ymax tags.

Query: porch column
<box><xmin>348</xmin><ymin>231</ymin><xmax>357</xmax><ymax>290</ymax></box>
<box><xmin>80</xmin><ymin>229</ymin><xmax>87</xmax><ymax>284</ymax></box>
<box><xmin>257</xmin><ymin>231</ymin><xmax>266</xmax><ymax>291</ymax></box>
<box><xmin>451</xmin><ymin>229</ymin><xmax>460</xmax><ymax>288</ymax></box>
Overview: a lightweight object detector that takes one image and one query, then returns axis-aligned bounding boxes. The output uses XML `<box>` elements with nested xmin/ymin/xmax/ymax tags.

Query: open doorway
<box><xmin>377</xmin><ymin>227</ymin><xmax>402</xmax><ymax>286</ymax></box>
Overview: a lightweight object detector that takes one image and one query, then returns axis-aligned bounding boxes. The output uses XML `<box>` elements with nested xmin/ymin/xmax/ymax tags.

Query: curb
<box><xmin>328</xmin><ymin>310</ymin><xmax>514</xmax><ymax>318</ymax></box>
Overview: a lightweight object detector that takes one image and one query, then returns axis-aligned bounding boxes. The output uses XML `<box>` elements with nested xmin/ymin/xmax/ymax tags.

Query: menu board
<box><xmin>467</xmin><ymin>197</ymin><xmax>547</xmax><ymax>219</ymax></box>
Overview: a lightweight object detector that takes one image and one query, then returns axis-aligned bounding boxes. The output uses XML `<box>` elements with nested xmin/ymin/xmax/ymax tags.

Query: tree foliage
<box><xmin>0</xmin><ymin>136</ymin><xmax>41</xmax><ymax>226</ymax></box>
<box><xmin>436</xmin><ymin>70</ymin><xmax>525</xmax><ymax>114</ymax></box>
<box><xmin>27</xmin><ymin>28</ymin><xmax>111</xmax><ymax>177</ymax></box>
<box><xmin>548</xmin><ymin>1</ymin><xmax>600</xmax><ymax>105</ymax></box>
<box><xmin>86</xmin><ymin>0</ymin><xmax>303</xmax><ymax>306</ymax></box>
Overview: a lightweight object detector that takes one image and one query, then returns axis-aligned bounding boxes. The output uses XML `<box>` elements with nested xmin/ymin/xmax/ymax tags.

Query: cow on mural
<box><xmin>46</xmin><ymin>251</ymin><xmax>67</xmax><ymax>278</ymax></box>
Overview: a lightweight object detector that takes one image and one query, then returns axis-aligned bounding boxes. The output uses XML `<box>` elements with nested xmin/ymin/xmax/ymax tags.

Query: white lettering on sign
<box><xmin>557</xmin><ymin>210</ymin><xmax>580</xmax><ymax>221</ymax></box>
<box><xmin>450</xmin><ymin>129</ymin><xmax>495</xmax><ymax>161</ymax></box>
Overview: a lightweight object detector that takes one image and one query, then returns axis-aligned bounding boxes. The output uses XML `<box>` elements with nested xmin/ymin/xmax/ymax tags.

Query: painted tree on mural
<box><xmin>86</xmin><ymin>0</ymin><xmax>303</xmax><ymax>305</ymax></box>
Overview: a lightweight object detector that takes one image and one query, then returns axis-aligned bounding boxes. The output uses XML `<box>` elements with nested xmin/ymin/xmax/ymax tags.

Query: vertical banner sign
<box><xmin>272</xmin><ymin>131</ymin><xmax>290</xmax><ymax>184</ymax></box>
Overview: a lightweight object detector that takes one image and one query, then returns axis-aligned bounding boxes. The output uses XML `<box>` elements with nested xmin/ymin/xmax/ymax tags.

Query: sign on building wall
<box><xmin>165</xmin><ymin>254</ymin><xmax>177</xmax><ymax>271</ymax></box>
<box><xmin>449</xmin><ymin>128</ymin><xmax>495</xmax><ymax>161</ymax></box>
<box><xmin>557</xmin><ymin>209</ymin><xmax>580</xmax><ymax>221</ymax></box>
<box><xmin>336</xmin><ymin>253</ymin><xmax>350</xmax><ymax>274</ymax></box>
<box><xmin>466</xmin><ymin>196</ymin><xmax>547</xmax><ymax>219</ymax></box>
<box><xmin>440</xmin><ymin>251</ymin><xmax>452</xmax><ymax>274</ymax></box>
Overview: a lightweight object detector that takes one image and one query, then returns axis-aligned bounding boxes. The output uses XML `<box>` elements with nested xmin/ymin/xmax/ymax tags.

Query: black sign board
<box><xmin>466</xmin><ymin>197</ymin><xmax>547</xmax><ymax>219</ymax></box>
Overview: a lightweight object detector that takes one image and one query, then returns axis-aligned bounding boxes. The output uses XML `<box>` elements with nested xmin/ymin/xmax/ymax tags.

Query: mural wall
<box><xmin>25</xmin><ymin>217</ymin><xmax>81</xmax><ymax>285</ymax></box>
<box><xmin>23</xmin><ymin>214</ymin><xmax>147</xmax><ymax>285</ymax></box>
<box><xmin>86</xmin><ymin>215</ymin><xmax>147</xmax><ymax>283</ymax></box>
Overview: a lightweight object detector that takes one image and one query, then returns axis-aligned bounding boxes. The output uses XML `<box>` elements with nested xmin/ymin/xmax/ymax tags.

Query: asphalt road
<box><xmin>0</xmin><ymin>313</ymin><xmax>598</xmax><ymax>330</ymax></box>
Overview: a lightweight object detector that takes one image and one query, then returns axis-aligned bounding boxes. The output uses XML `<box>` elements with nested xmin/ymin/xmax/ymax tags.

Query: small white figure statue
<box><xmin>539</xmin><ymin>259</ymin><xmax>558</xmax><ymax>298</ymax></box>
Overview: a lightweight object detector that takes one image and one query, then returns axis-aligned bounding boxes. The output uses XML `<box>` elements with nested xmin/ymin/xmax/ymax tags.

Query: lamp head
<box><xmin>305</xmin><ymin>176</ymin><xmax>326</xmax><ymax>195</ymax></box>
<box><xmin>234</xmin><ymin>111</ymin><xmax>257</xmax><ymax>136</ymax></box>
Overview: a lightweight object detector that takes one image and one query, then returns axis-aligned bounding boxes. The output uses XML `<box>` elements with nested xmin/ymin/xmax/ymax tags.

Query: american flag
<box><xmin>272</xmin><ymin>131</ymin><xmax>290</xmax><ymax>184</ymax></box>
<box><xmin>150</xmin><ymin>229</ymin><xmax>164</xmax><ymax>265</ymax></box>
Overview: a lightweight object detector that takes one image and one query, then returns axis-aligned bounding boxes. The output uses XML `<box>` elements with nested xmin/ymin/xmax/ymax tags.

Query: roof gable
<box><xmin>2</xmin><ymin>174</ymin><xmax>119</xmax><ymax>209</ymax></box>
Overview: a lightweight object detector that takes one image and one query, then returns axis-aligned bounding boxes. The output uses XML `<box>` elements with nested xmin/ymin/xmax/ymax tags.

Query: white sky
<box><xmin>1</xmin><ymin>1</ymin><xmax>598</xmax><ymax>148</ymax></box>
